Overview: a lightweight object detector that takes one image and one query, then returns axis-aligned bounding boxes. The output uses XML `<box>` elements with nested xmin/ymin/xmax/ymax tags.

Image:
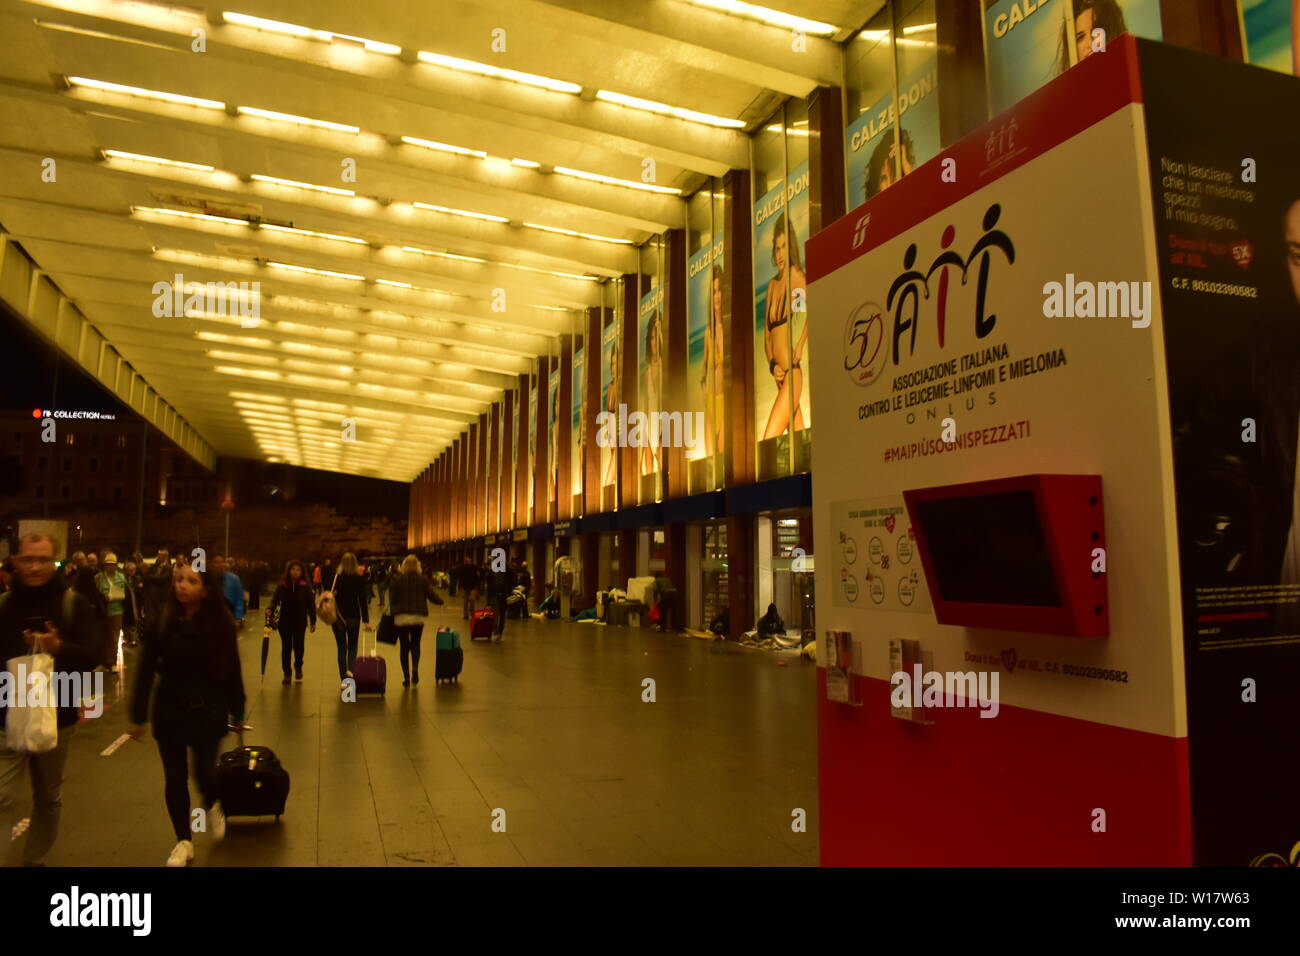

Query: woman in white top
<box><xmin>385</xmin><ymin>554</ymin><xmax>444</xmax><ymax>686</ymax></box>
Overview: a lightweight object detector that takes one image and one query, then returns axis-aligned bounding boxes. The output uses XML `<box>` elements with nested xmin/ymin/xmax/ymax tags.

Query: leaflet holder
<box><xmin>902</xmin><ymin>474</ymin><xmax>1108</xmax><ymax>637</ymax></box>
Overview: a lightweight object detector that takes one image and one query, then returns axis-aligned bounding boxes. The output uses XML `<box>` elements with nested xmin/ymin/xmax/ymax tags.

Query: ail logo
<box><xmin>843</xmin><ymin>204</ymin><xmax>1016</xmax><ymax>387</ymax></box>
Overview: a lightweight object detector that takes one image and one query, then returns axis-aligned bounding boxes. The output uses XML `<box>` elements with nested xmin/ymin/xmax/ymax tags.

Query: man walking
<box><xmin>0</xmin><ymin>532</ymin><xmax>100</xmax><ymax>866</ymax></box>
<box><xmin>484</xmin><ymin>561</ymin><xmax>515</xmax><ymax>642</ymax></box>
<box><xmin>459</xmin><ymin>560</ymin><xmax>481</xmax><ymax>621</ymax></box>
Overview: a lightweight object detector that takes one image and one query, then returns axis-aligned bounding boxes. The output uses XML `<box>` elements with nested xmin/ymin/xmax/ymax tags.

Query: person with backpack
<box><xmin>269</xmin><ymin>561</ymin><xmax>316</xmax><ymax>684</ymax></box>
<box><xmin>128</xmin><ymin>563</ymin><xmax>247</xmax><ymax>867</ymax></box>
<box><xmin>0</xmin><ymin>532</ymin><xmax>101</xmax><ymax>867</ymax></box>
<box><xmin>328</xmin><ymin>553</ymin><xmax>370</xmax><ymax>683</ymax></box>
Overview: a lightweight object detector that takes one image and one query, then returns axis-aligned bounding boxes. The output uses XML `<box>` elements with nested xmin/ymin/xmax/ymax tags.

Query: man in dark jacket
<box><xmin>0</xmin><ymin>532</ymin><xmax>101</xmax><ymax>866</ymax></box>
<box><xmin>651</xmin><ymin>572</ymin><xmax>679</xmax><ymax>633</ymax></box>
<box><xmin>459</xmin><ymin>561</ymin><xmax>481</xmax><ymax>621</ymax></box>
<box><xmin>142</xmin><ymin>549</ymin><xmax>173</xmax><ymax>629</ymax></box>
<box><xmin>484</xmin><ymin>563</ymin><xmax>516</xmax><ymax>640</ymax></box>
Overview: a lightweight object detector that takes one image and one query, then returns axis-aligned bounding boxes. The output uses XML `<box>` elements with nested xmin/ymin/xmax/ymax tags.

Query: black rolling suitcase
<box><xmin>217</xmin><ymin>732</ymin><xmax>290</xmax><ymax>820</ymax></box>
<box><xmin>435</xmin><ymin>628</ymin><xmax>463</xmax><ymax>683</ymax></box>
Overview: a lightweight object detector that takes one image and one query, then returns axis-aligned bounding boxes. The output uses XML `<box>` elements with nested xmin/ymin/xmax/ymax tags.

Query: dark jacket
<box><xmin>387</xmin><ymin>571</ymin><xmax>444</xmax><ymax>617</ymax></box>
<box><xmin>459</xmin><ymin>563</ymin><xmax>481</xmax><ymax>592</ymax></box>
<box><xmin>270</xmin><ymin>579</ymin><xmax>316</xmax><ymax>630</ymax></box>
<box><xmin>485</xmin><ymin>568</ymin><xmax>516</xmax><ymax>600</ymax></box>
<box><xmin>332</xmin><ymin>571</ymin><xmax>369</xmax><ymax>624</ymax></box>
<box><xmin>142</xmin><ymin>561</ymin><xmax>173</xmax><ymax>612</ymax></box>
<box><xmin>0</xmin><ymin>577</ymin><xmax>102</xmax><ymax>730</ymax></box>
<box><xmin>130</xmin><ymin>606</ymin><xmax>245</xmax><ymax>744</ymax></box>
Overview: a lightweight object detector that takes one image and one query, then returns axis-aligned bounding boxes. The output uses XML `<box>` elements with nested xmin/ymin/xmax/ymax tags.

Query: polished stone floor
<box><xmin>33</xmin><ymin>598</ymin><xmax>819</xmax><ymax>867</ymax></box>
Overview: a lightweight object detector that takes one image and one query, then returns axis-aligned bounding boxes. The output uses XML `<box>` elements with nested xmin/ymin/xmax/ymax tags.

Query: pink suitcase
<box><xmin>470</xmin><ymin>608</ymin><xmax>495</xmax><ymax>640</ymax></box>
<box><xmin>352</xmin><ymin>631</ymin><xmax>386</xmax><ymax>693</ymax></box>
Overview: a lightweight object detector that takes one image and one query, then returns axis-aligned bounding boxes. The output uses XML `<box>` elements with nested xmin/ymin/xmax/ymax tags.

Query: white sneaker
<box><xmin>209</xmin><ymin>802</ymin><xmax>226</xmax><ymax>841</ymax></box>
<box><xmin>166</xmin><ymin>840</ymin><xmax>195</xmax><ymax>867</ymax></box>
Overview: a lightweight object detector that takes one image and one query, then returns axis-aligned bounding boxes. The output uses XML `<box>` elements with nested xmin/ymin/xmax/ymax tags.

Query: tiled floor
<box><xmin>32</xmin><ymin>600</ymin><xmax>819</xmax><ymax>866</ymax></box>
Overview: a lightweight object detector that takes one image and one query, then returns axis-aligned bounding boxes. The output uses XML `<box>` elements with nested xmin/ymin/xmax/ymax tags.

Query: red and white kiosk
<box><xmin>808</xmin><ymin>36</ymin><xmax>1300</xmax><ymax>866</ymax></box>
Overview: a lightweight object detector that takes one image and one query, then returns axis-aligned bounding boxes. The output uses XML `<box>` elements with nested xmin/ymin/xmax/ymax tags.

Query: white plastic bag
<box><xmin>5</xmin><ymin>653</ymin><xmax>58</xmax><ymax>754</ymax></box>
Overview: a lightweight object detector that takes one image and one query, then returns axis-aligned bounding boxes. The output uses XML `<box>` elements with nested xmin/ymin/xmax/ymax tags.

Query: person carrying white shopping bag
<box><xmin>0</xmin><ymin>532</ymin><xmax>101</xmax><ymax>866</ymax></box>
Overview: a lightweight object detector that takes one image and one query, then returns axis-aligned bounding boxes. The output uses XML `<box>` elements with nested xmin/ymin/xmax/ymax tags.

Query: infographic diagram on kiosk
<box><xmin>831</xmin><ymin>495</ymin><xmax>930</xmax><ymax>613</ymax></box>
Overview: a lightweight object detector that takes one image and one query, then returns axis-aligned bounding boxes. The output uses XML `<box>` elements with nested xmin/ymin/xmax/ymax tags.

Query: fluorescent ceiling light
<box><xmin>415</xmin><ymin>50</ymin><xmax>581</xmax><ymax>94</ymax></box>
<box><xmin>402</xmin><ymin>246</ymin><xmax>487</xmax><ymax>264</ymax></box>
<box><xmin>500</xmin><ymin>262</ymin><xmax>598</xmax><ymax>282</ymax></box>
<box><xmin>214</xmin><ymin>366</ymin><xmax>281</xmax><ymax>380</ymax></box>
<box><xmin>266</xmin><ymin>261</ymin><xmax>365</xmax><ymax>281</ymax></box>
<box><xmin>412</xmin><ymin>201</ymin><xmax>508</xmax><ymax>224</ymax></box>
<box><xmin>552</xmin><ymin>165</ymin><xmax>681</xmax><ymax>195</ymax></box>
<box><xmin>66</xmin><ymin>76</ymin><xmax>225</xmax><ymax>110</ymax></box>
<box><xmin>683</xmin><ymin>0</ymin><xmax>837</xmax><ymax>37</ymax></box>
<box><xmin>374</xmin><ymin>279</ymin><xmax>413</xmax><ymax>289</ymax></box>
<box><xmin>511</xmin><ymin>158</ymin><xmax>540</xmax><ymax>168</ymax></box>
<box><xmin>223</xmin><ymin>12</ymin><xmax>400</xmax><ymax>54</ymax></box>
<box><xmin>196</xmin><ymin>332</ymin><xmax>272</xmax><ymax>347</ymax></box>
<box><xmin>523</xmin><ymin>222</ymin><xmax>633</xmax><ymax>245</ymax></box>
<box><xmin>400</xmin><ymin>136</ymin><xmax>487</xmax><ymax>159</ymax></box>
<box><xmin>259</xmin><ymin>224</ymin><xmax>368</xmax><ymax>245</ymax></box>
<box><xmin>229</xmin><ymin>392</ymin><xmax>284</xmax><ymax>402</ymax></box>
<box><xmin>594</xmin><ymin>89</ymin><xmax>745</xmax><ymax>129</ymax></box>
<box><xmin>133</xmin><ymin>205</ymin><xmax>249</xmax><ymax>226</ymax></box>
<box><xmin>104</xmin><ymin>149</ymin><xmax>214</xmax><ymax>172</ymax></box>
<box><xmin>206</xmin><ymin>350</ymin><xmax>278</xmax><ymax>365</ymax></box>
<box><xmin>237</xmin><ymin>106</ymin><xmax>359</xmax><ymax>134</ymax></box>
<box><xmin>250</xmin><ymin>174</ymin><xmax>355</xmax><ymax>197</ymax></box>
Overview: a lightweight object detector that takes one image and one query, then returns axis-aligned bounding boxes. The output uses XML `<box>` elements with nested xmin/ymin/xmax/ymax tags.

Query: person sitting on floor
<box><xmin>756</xmin><ymin>603</ymin><xmax>785</xmax><ymax>640</ymax></box>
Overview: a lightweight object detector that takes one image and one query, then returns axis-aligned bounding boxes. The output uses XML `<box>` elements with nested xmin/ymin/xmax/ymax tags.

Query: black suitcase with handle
<box><xmin>216</xmin><ymin>733</ymin><xmax>290</xmax><ymax>820</ymax></box>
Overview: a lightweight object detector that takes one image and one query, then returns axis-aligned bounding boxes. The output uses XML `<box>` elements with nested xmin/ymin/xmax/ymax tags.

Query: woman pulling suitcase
<box><xmin>385</xmin><ymin>553</ymin><xmax>445</xmax><ymax>686</ymax></box>
<box><xmin>128</xmin><ymin>563</ymin><xmax>247</xmax><ymax>867</ymax></box>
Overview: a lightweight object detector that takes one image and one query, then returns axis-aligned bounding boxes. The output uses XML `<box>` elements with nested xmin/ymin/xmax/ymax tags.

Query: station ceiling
<box><xmin>0</xmin><ymin>0</ymin><xmax>881</xmax><ymax>480</ymax></box>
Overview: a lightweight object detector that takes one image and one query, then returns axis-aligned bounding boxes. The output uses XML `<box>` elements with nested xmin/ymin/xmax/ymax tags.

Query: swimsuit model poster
<box><xmin>752</xmin><ymin>161</ymin><xmax>812</xmax><ymax>478</ymax></box>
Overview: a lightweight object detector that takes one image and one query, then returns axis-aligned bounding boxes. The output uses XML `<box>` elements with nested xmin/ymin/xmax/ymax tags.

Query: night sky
<box><xmin>2</xmin><ymin>307</ymin><xmax>410</xmax><ymax>519</ymax></box>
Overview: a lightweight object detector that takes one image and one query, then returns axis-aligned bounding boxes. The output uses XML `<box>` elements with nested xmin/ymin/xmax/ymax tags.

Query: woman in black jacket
<box><xmin>128</xmin><ymin>564</ymin><xmax>246</xmax><ymax>868</ymax></box>
<box><xmin>330</xmin><ymin>552</ymin><xmax>370</xmax><ymax>683</ymax></box>
<box><xmin>269</xmin><ymin>560</ymin><xmax>316</xmax><ymax>684</ymax></box>
<box><xmin>386</xmin><ymin>554</ymin><xmax>444</xmax><ymax>686</ymax></box>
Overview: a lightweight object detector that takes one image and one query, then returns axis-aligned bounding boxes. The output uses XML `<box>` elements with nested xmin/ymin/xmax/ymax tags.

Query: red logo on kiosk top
<box><xmin>884</xmin><ymin>515</ymin><xmax>896</xmax><ymax>534</ymax></box>
<box><xmin>1231</xmin><ymin>240</ymin><xmax>1253</xmax><ymax>270</ymax></box>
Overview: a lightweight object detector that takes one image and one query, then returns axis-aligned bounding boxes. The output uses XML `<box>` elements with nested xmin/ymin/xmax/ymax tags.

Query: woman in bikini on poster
<box><xmin>642</xmin><ymin>310</ymin><xmax>665</xmax><ymax>475</ymax></box>
<box><xmin>701</xmin><ymin>264</ymin><xmax>726</xmax><ymax>460</ymax></box>
<box><xmin>762</xmin><ymin>211</ymin><xmax>808</xmax><ymax>440</ymax></box>
<box><xmin>601</xmin><ymin>335</ymin><xmax>620</xmax><ymax>488</ymax></box>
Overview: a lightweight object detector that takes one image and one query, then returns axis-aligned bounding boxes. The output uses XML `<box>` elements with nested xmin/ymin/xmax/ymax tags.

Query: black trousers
<box><xmin>156</xmin><ymin>737</ymin><xmax>220</xmax><ymax>842</ymax></box>
<box><xmin>657</xmin><ymin>593</ymin><xmax>677</xmax><ymax>631</ymax></box>
<box><xmin>397</xmin><ymin>624</ymin><xmax>423</xmax><ymax>681</ymax></box>
<box><xmin>490</xmin><ymin>594</ymin><xmax>507</xmax><ymax>635</ymax></box>
<box><xmin>279</xmin><ymin>624</ymin><xmax>306</xmax><ymax>674</ymax></box>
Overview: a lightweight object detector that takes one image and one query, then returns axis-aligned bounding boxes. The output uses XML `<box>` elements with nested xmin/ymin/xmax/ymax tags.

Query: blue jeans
<box><xmin>333</xmin><ymin>617</ymin><xmax>361</xmax><ymax>678</ymax></box>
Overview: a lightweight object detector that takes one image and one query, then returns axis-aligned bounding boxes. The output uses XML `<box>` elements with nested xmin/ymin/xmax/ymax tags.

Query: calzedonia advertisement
<box><xmin>753</xmin><ymin>161</ymin><xmax>812</xmax><ymax>480</ymax></box>
<box><xmin>845</xmin><ymin>62</ymin><xmax>940</xmax><ymax>207</ymax></box>
<box><xmin>688</xmin><ymin>234</ymin><xmax>726</xmax><ymax>485</ymax></box>
<box><xmin>982</xmin><ymin>0</ymin><xmax>1162</xmax><ymax>115</ymax></box>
